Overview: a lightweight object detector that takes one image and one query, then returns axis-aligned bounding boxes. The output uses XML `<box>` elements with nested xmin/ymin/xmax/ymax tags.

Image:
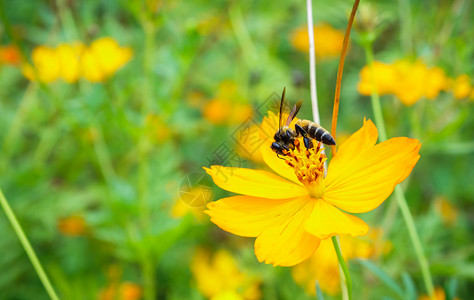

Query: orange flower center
<box><xmin>284</xmin><ymin>138</ymin><xmax>327</xmax><ymax>199</ymax></box>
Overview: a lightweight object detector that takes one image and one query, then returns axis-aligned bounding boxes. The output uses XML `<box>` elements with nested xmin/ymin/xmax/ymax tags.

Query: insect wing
<box><xmin>286</xmin><ymin>100</ymin><xmax>302</xmax><ymax>126</ymax></box>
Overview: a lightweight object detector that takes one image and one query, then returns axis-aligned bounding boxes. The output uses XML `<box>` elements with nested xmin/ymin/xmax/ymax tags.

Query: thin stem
<box><xmin>363</xmin><ymin>44</ymin><xmax>387</xmax><ymax>141</ymax></box>
<box><xmin>306</xmin><ymin>0</ymin><xmax>320</xmax><ymax>125</ymax></box>
<box><xmin>330</xmin><ymin>0</ymin><xmax>360</xmax><ymax>155</ymax></box>
<box><xmin>0</xmin><ymin>189</ymin><xmax>60</xmax><ymax>300</ymax></box>
<box><xmin>332</xmin><ymin>236</ymin><xmax>352</xmax><ymax>300</ymax></box>
<box><xmin>363</xmin><ymin>43</ymin><xmax>436</xmax><ymax>300</ymax></box>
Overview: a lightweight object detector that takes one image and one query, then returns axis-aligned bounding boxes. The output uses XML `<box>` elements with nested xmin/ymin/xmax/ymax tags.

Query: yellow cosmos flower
<box><xmin>56</xmin><ymin>42</ymin><xmax>85</xmax><ymax>83</ymax></box>
<box><xmin>204</xmin><ymin>112</ymin><xmax>420</xmax><ymax>266</ymax></box>
<box><xmin>23</xmin><ymin>38</ymin><xmax>132</xmax><ymax>83</ymax></box>
<box><xmin>81</xmin><ymin>37</ymin><xmax>133</xmax><ymax>82</ymax></box>
<box><xmin>449</xmin><ymin>74</ymin><xmax>471</xmax><ymax>99</ymax></box>
<box><xmin>203</xmin><ymin>81</ymin><xmax>253</xmax><ymax>125</ymax></box>
<box><xmin>191</xmin><ymin>248</ymin><xmax>261</xmax><ymax>300</ymax></box>
<box><xmin>358</xmin><ymin>59</ymin><xmax>448</xmax><ymax>105</ymax></box>
<box><xmin>290</xmin><ymin>23</ymin><xmax>346</xmax><ymax>59</ymax></box>
<box><xmin>22</xmin><ymin>46</ymin><xmax>61</xmax><ymax>83</ymax></box>
<box><xmin>292</xmin><ymin>229</ymin><xmax>390</xmax><ymax>296</ymax></box>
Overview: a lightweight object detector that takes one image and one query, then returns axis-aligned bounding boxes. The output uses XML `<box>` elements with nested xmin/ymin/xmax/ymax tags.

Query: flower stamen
<box><xmin>285</xmin><ymin>138</ymin><xmax>327</xmax><ymax>199</ymax></box>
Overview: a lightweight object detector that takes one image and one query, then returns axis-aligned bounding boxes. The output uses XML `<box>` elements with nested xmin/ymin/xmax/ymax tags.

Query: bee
<box><xmin>271</xmin><ymin>87</ymin><xmax>336</xmax><ymax>157</ymax></box>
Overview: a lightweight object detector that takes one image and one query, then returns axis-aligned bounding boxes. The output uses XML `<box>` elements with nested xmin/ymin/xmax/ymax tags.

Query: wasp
<box><xmin>271</xmin><ymin>87</ymin><xmax>336</xmax><ymax>157</ymax></box>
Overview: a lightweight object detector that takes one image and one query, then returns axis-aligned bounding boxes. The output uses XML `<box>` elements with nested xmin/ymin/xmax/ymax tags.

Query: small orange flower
<box><xmin>418</xmin><ymin>286</ymin><xmax>460</xmax><ymax>300</ymax></box>
<box><xmin>0</xmin><ymin>45</ymin><xmax>21</xmax><ymax>65</ymax></box>
<box><xmin>57</xmin><ymin>215</ymin><xmax>87</xmax><ymax>236</ymax></box>
<box><xmin>204</xmin><ymin>112</ymin><xmax>420</xmax><ymax>266</ymax></box>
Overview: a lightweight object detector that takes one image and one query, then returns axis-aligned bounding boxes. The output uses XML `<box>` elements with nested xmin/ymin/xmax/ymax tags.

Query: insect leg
<box><xmin>295</xmin><ymin>124</ymin><xmax>313</xmax><ymax>150</ymax></box>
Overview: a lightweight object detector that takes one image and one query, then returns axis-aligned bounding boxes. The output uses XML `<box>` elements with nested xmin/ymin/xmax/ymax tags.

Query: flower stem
<box><xmin>332</xmin><ymin>236</ymin><xmax>352</xmax><ymax>300</ymax></box>
<box><xmin>0</xmin><ymin>189</ymin><xmax>60</xmax><ymax>300</ymax></box>
<box><xmin>306</xmin><ymin>0</ymin><xmax>320</xmax><ymax>125</ymax></box>
<box><xmin>363</xmin><ymin>43</ymin><xmax>436</xmax><ymax>300</ymax></box>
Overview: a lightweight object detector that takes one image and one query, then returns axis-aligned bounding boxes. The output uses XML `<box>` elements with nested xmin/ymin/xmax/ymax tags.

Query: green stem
<box><xmin>363</xmin><ymin>43</ymin><xmax>436</xmax><ymax>300</ymax></box>
<box><xmin>332</xmin><ymin>236</ymin><xmax>352</xmax><ymax>300</ymax></box>
<box><xmin>0</xmin><ymin>189</ymin><xmax>60</xmax><ymax>300</ymax></box>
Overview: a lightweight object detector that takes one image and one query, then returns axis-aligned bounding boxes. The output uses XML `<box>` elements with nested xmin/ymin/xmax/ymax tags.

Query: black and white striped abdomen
<box><xmin>296</xmin><ymin>119</ymin><xmax>336</xmax><ymax>146</ymax></box>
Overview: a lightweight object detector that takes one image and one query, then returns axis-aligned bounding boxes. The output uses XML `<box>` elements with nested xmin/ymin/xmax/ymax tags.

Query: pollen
<box><xmin>285</xmin><ymin>138</ymin><xmax>327</xmax><ymax>199</ymax></box>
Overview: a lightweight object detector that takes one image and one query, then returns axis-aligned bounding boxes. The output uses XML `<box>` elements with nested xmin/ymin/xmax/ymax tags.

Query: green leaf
<box><xmin>357</xmin><ymin>259</ymin><xmax>404</xmax><ymax>299</ymax></box>
<box><xmin>401</xmin><ymin>272</ymin><xmax>417</xmax><ymax>300</ymax></box>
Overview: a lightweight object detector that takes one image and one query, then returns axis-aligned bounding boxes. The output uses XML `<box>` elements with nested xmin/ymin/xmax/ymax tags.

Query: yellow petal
<box><xmin>204</xmin><ymin>166</ymin><xmax>307</xmax><ymax>199</ymax></box>
<box><xmin>206</xmin><ymin>195</ymin><xmax>308</xmax><ymax>237</ymax></box>
<box><xmin>260</xmin><ymin>142</ymin><xmax>302</xmax><ymax>185</ymax></box>
<box><xmin>328</xmin><ymin>118</ymin><xmax>378</xmax><ymax>173</ymax></box>
<box><xmin>324</xmin><ymin>134</ymin><xmax>421</xmax><ymax>213</ymax></box>
<box><xmin>254</xmin><ymin>198</ymin><xmax>320</xmax><ymax>266</ymax></box>
<box><xmin>305</xmin><ymin>199</ymin><xmax>369</xmax><ymax>239</ymax></box>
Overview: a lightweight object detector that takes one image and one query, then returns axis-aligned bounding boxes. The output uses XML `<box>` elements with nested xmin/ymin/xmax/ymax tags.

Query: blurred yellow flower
<box><xmin>57</xmin><ymin>215</ymin><xmax>87</xmax><ymax>236</ymax></box>
<box><xmin>22</xmin><ymin>37</ymin><xmax>132</xmax><ymax>83</ymax></box>
<box><xmin>203</xmin><ymin>81</ymin><xmax>253</xmax><ymax>125</ymax></box>
<box><xmin>23</xmin><ymin>46</ymin><xmax>61</xmax><ymax>83</ymax></box>
<box><xmin>204</xmin><ymin>112</ymin><xmax>420</xmax><ymax>266</ymax></box>
<box><xmin>171</xmin><ymin>186</ymin><xmax>211</xmax><ymax>220</ymax></box>
<box><xmin>290</xmin><ymin>23</ymin><xmax>346</xmax><ymax>59</ymax></box>
<box><xmin>0</xmin><ymin>45</ymin><xmax>21</xmax><ymax>65</ymax></box>
<box><xmin>82</xmin><ymin>37</ymin><xmax>133</xmax><ymax>82</ymax></box>
<box><xmin>56</xmin><ymin>42</ymin><xmax>85</xmax><ymax>83</ymax></box>
<box><xmin>191</xmin><ymin>248</ymin><xmax>261</xmax><ymax>300</ymax></box>
<box><xmin>418</xmin><ymin>286</ymin><xmax>460</xmax><ymax>300</ymax></box>
<box><xmin>449</xmin><ymin>74</ymin><xmax>471</xmax><ymax>99</ymax></box>
<box><xmin>292</xmin><ymin>229</ymin><xmax>390</xmax><ymax>296</ymax></box>
<box><xmin>434</xmin><ymin>196</ymin><xmax>458</xmax><ymax>226</ymax></box>
<box><xmin>358</xmin><ymin>59</ymin><xmax>448</xmax><ymax>106</ymax></box>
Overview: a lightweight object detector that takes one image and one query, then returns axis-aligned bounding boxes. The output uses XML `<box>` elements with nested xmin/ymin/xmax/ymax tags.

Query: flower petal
<box><xmin>205</xmin><ymin>195</ymin><xmax>307</xmax><ymax>237</ymax></box>
<box><xmin>204</xmin><ymin>166</ymin><xmax>306</xmax><ymax>199</ymax></box>
<box><xmin>260</xmin><ymin>142</ymin><xmax>302</xmax><ymax>185</ymax></box>
<box><xmin>305</xmin><ymin>199</ymin><xmax>369</xmax><ymax>239</ymax></box>
<box><xmin>324</xmin><ymin>135</ymin><xmax>421</xmax><ymax>213</ymax></box>
<box><xmin>254</xmin><ymin>198</ymin><xmax>320</xmax><ymax>266</ymax></box>
<box><xmin>328</xmin><ymin>118</ymin><xmax>378</xmax><ymax>174</ymax></box>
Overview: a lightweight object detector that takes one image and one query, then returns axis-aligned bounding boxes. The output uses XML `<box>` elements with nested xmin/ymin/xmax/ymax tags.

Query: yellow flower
<box><xmin>57</xmin><ymin>215</ymin><xmax>87</xmax><ymax>236</ymax></box>
<box><xmin>202</xmin><ymin>81</ymin><xmax>253</xmax><ymax>125</ymax></box>
<box><xmin>418</xmin><ymin>286</ymin><xmax>460</xmax><ymax>300</ymax></box>
<box><xmin>204</xmin><ymin>112</ymin><xmax>420</xmax><ymax>266</ymax></box>
<box><xmin>22</xmin><ymin>38</ymin><xmax>132</xmax><ymax>83</ymax></box>
<box><xmin>191</xmin><ymin>248</ymin><xmax>261</xmax><ymax>300</ymax></box>
<box><xmin>234</xmin><ymin>123</ymin><xmax>264</xmax><ymax>163</ymax></box>
<box><xmin>292</xmin><ymin>229</ymin><xmax>390</xmax><ymax>296</ymax></box>
<box><xmin>290</xmin><ymin>23</ymin><xmax>346</xmax><ymax>59</ymax></box>
<box><xmin>0</xmin><ymin>45</ymin><xmax>21</xmax><ymax>65</ymax></box>
<box><xmin>171</xmin><ymin>186</ymin><xmax>211</xmax><ymax>220</ymax></box>
<box><xmin>358</xmin><ymin>59</ymin><xmax>448</xmax><ymax>105</ymax></box>
<box><xmin>22</xmin><ymin>46</ymin><xmax>61</xmax><ymax>82</ymax></box>
<box><xmin>81</xmin><ymin>37</ymin><xmax>133</xmax><ymax>82</ymax></box>
<box><xmin>450</xmin><ymin>74</ymin><xmax>471</xmax><ymax>99</ymax></box>
<box><xmin>56</xmin><ymin>42</ymin><xmax>85</xmax><ymax>83</ymax></box>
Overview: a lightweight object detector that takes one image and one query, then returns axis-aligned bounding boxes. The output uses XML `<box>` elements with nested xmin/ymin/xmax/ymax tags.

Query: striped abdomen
<box><xmin>296</xmin><ymin>119</ymin><xmax>336</xmax><ymax>146</ymax></box>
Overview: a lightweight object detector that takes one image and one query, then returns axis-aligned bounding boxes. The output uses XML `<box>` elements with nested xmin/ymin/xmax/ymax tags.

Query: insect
<box><xmin>271</xmin><ymin>87</ymin><xmax>336</xmax><ymax>157</ymax></box>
